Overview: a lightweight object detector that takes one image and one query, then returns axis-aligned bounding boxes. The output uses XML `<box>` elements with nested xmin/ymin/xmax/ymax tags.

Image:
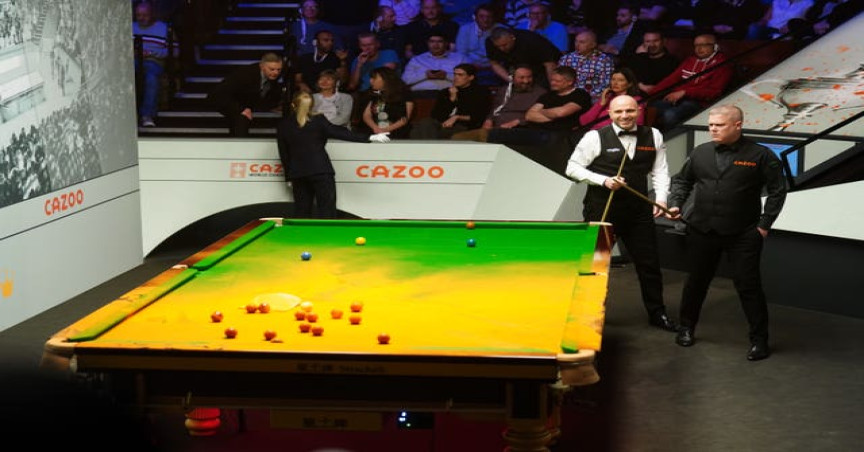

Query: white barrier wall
<box><xmin>138</xmin><ymin>138</ymin><xmax>584</xmax><ymax>256</ymax></box>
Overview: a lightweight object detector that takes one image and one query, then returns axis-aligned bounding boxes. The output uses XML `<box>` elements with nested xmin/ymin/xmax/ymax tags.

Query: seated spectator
<box><xmin>348</xmin><ymin>33</ymin><xmax>400</xmax><ymax>92</ymax></box>
<box><xmin>373</xmin><ymin>6</ymin><xmax>407</xmax><ymax>63</ymax></box>
<box><xmin>360</xmin><ymin>66</ymin><xmax>414</xmax><ymax>139</ymax></box>
<box><xmin>452</xmin><ymin>64</ymin><xmax>547</xmax><ymax>142</ymax></box>
<box><xmin>624</xmin><ymin>28</ymin><xmax>679</xmax><ymax>96</ymax></box>
<box><xmin>647</xmin><ymin>34</ymin><xmax>733</xmax><ymax>129</ymax></box>
<box><xmin>312</xmin><ymin>69</ymin><xmax>353</xmax><ymax>128</ymax></box>
<box><xmin>598</xmin><ymin>3</ymin><xmax>649</xmax><ymax>62</ymax></box>
<box><xmin>403</xmin><ymin>0</ymin><xmax>459</xmax><ymax>60</ymax></box>
<box><xmin>455</xmin><ymin>3</ymin><xmax>502</xmax><ymax>86</ymax></box>
<box><xmin>748</xmin><ymin>0</ymin><xmax>815</xmax><ymax>39</ymax></box>
<box><xmin>132</xmin><ymin>1</ymin><xmax>176</xmax><ymax>127</ymax></box>
<box><xmin>558</xmin><ymin>30</ymin><xmax>614</xmax><ymax>103</ymax></box>
<box><xmin>485</xmin><ymin>26</ymin><xmax>561</xmax><ymax>89</ymax></box>
<box><xmin>209</xmin><ymin>53</ymin><xmax>284</xmax><ymax>137</ymax></box>
<box><xmin>410</xmin><ymin>63</ymin><xmax>490</xmax><ymax>138</ymax></box>
<box><xmin>579</xmin><ymin>67</ymin><xmax>644</xmax><ymax>130</ymax></box>
<box><xmin>294</xmin><ymin>30</ymin><xmax>349</xmax><ymax>93</ymax></box>
<box><xmin>378</xmin><ymin>0</ymin><xmax>421</xmax><ymax>26</ymax></box>
<box><xmin>503</xmin><ymin>0</ymin><xmax>550</xmax><ymax>28</ymax></box>
<box><xmin>694</xmin><ymin>0</ymin><xmax>766</xmax><ymax>40</ymax></box>
<box><xmin>516</xmin><ymin>3</ymin><xmax>568</xmax><ymax>52</ymax></box>
<box><xmin>555</xmin><ymin>0</ymin><xmax>593</xmax><ymax>39</ymax></box>
<box><xmin>401</xmin><ymin>33</ymin><xmax>466</xmax><ymax>95</ymax></box>
<box><xmin>289</xmin><ymin>0</ymin><xmax>342</xmax><ymax>57</ymax></box>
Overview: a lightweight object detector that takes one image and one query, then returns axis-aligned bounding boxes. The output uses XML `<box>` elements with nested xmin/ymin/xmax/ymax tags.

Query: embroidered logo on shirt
<box><xmin>734</xmin><ymin>160</ymin><xmax>757</xmax><ymax>167</ymax></box>
<box><xmin>636</xmin><ymin>146</ymin><xmax>656</xmax><ymax>151</ymax></box>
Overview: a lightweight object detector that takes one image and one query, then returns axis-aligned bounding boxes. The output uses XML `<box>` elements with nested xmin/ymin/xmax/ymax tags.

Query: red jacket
<box><xmin>650</xmin><ymin>52</ymin><xmax>733</xmax><ymax>106</ymax></box>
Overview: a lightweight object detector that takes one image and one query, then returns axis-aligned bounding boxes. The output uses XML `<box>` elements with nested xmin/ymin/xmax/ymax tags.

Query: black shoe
<box><xmin>649</xmin><ymin>312</ymin><xmax>679</xmax><ymax>332</ymax></box>
<box><xmin>676</xmin><ymin>328</ymin><xmax>695</xmax><ymax>347</ymax></box>
<box><xmin>747</xmin><ymin>343</ymin><xmax>771</xmax><ymax>361</ymax></box>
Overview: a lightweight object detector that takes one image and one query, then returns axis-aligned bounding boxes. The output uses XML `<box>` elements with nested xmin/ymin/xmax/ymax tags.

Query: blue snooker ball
<box><xmin>467</xmin><ymin>238</ymin><xmax>476</xmax><ymax>247</ymax></box>
<box><xmin>301</xmin><ymin>251</ymin><xmax>312</xmax><ymax>261</ymax></box>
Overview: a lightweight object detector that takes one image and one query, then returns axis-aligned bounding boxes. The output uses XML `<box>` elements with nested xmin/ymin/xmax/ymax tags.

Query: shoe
<box><xmin>649</xmin><ymin>312</ymin><xmax>678</xmax><ymax>332</ymax></box>
<box><xmin>141</xmin><ymin>117</ymin><xmax>155</xmax><ymax>127</ymax></box>
<box><xmin>747</xmin><ymin>343</ymin><xmax>771</xmax><ymax>361</ymax></box>
<box><xmin>676</xmin><ymin>328</ymin><xmax>695</xmax><ymax>347</ymax></box>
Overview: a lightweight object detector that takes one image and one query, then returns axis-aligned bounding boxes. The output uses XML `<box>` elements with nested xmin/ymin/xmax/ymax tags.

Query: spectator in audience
<box><xmin>452</xmin><ymin>64</ymin><xmax>547</xmax><ymax>142</ymax></box>
<box><xmin>694</xmin><ymin>0</ymin><xmax>767</xmax><ymax>40</ymax></box>
<box><xmin>372</xmin><ymin>6</ymin><xmax>407</xmax><ymax>63</ymax></box>
<box><xmin>402</xmin><ymin>33</ymin><xmax>466</xmax><ymax>95</ymax></box>
<box><xmin>748</xmin><ymin>0</ymin><xmax>815</xmax><ymax>39</ymax></box>
<box><xmin>209</xmin><ymin>53</ymin><xmax>284</xmax><ymax>137</ymax></box>
<box><xmin>558</xmin><ymin>30</ymin><xmax>614</xmax><ymax>103</ymax></box>
<box><xmin>579</xmin><ymin>67</ymin><xmax>644</xmax><ymax>130</ymax></box>
<box><xmin>524</xmin><ymin>65</ymin><xmax>592</xmax><ymax>135</ymax></box>
<box><xmin>318</xmin><ymin>0</ymin><xmax>378</xmax><ymax>58</ymax></box>
<box><xmin>289</xmin><ymin>0</ymin><xmax>341</xmax><ymax>57</ymax></box>
<box><xmin>515</xmin><ymin>3</ymin><xmax>568</xmax><ymax>52</ymax></box>
<box><xmin>455</xmin><ymin>3</ymin><xmax>502</xmax><ymax>86</ymax></box>
<box><xmin>360</xmin><ymin>66</ymin><xmax>414</xmax><ymax>139</ymax></box>
<box><xmin>624</xmin><ymin>28</ymin><xmax>680</xmax><ymax>96</ymax></box>
<box><xmin>442</xmin><ymin>0</ymin><xmax>489</xmax><ymax>25</ymax></box>
<box><xmin>294</xmin><ymin>30</ymin><xmax>349</xmax><ymax>94</ymax></box>
<box><xmin>378</xmin><ymin>0</ymin><xmax>421</xmax><ymax>26</ymax></box>
<box><xmin>312</xmin><ymin>69</ymin><xmax>353</xmax><ymax>128</ymax></box>
<box><xmin>348</xmin><ymin>33</ymin><xmax>400</xmax><ymax>92</ymax></box>
<box><xmin>598</xmin><ymin>3</ymin><xmax>649</xmax><ymax>62</ymax></box>
<box><xmin>555</xmin><ymin>0</ymin><xmax>593</xmax><ymax>39</ymax></box>
<box><xmin>411</xmin><ymin>63</ymin><xmax>490</xmax><ymax>138</ymax></box>
<box><xmin>132</xmin><ymin>1</ymin><xmax>175</xmax><ymax>127</ymax></box>
<box><xmin>485</xmin><ymin>26</ymin><xmax>561</xmax><ymax>89</ymax></box>
<box><xmin>277</xmin><ymin>91</ymin><xmax>390</xmax><ymax>219</ymax></box>
<box><xmin>647</xmin><ymin>33</ymin><xmax>734</xmax><ymax>130</ymax></box>
<box><xmin>403</xmin><ymin>0</ymin><xmax>460</xmax><ymax>60</ymax></box>
<box><xmin>791</xmin><ymin>0</ymin><xmax>863</xmax><ymax>38</ymax></box>
<box><xmin>503</xmin><ymin>0</ymin><xmax>550</xmax><ymax>28</ymax></box>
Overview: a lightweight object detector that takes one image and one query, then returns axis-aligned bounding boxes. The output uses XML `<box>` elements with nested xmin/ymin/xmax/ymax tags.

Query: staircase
<box><xmin>139</xmin><ymin>1</ymin><xmax>299</xmax><ymax>137</ymax></box>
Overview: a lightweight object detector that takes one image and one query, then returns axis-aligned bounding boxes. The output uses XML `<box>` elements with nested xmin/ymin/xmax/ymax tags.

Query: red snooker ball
<box><xmin>258</xmin><ymin>302</ymin><xmax>271</xmax><ymax>313</ymax></box>
<box><xmin>224</xmin><ymin>327</ymin><xmax>238</xmax><ymax>339</ymax></box>
<box><xmin>331</xmin><ymin>308</ymin><xmax>343</xmax><ymax>319</ymax></box>
<box><xmin>306</xmin><ymin>312</ymin><xmax>319</xmax><ymax>323</ymax></box>
<box><xmin>294</xmin><ymin>310</ymin><xmax>306</xmax><ymax>321</ymax></box>
<box><xmin>350</xmin><ymin>301</ymin><xmax>364</xmax><ymax>313</ymax></box>
<box><xmin>264</xmin><ymin>330</ymin><xmax>277</xmax><ymax>341</ymax></box>
<box><xmin>349</xmin><ymin>314</ymin><xmax>362</xmax><ymax>325</ymax></box>
<box><xmin>210</xmin><ymin>311</ymin><xmax>224</xmax><ymax>323</ymax></box>
<box><xmin>311</xmin><ymin>326</ymin><xmax>324</xmax><ymax>336</ymax></box>
<box><xmin>245</xmin><ymin>303</ymin><xmax>258</xmax><ymax>314</ymax></box>
<box><xmin>377</xmin><ymin>333</ymin><xmax>391</xmax><ymax>345</ymax></box>
<box><xmin>298</xmin><ymin>323</ymin><xmax>311</xmax><ymax>333</ymax></box>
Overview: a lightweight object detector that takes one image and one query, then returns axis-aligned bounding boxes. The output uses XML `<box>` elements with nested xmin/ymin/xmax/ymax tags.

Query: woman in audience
<box><xmin>361</xmin><ymin>66</ymin><xmax>414</xmax><ymax>139</ymax></box>
<box><xmin>579</xmin><ymin>67</ymin><xmax>644</xmax><ymax>130</ymax></box>
<box><xmin>312</xmin><ymin>69</ymin><xmax>353</xmax><ymax>128</ymax></box>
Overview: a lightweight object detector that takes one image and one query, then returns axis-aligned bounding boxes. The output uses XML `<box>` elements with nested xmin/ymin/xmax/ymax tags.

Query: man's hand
<box><xmin>663</xmin><ymin>90</ymin><xmax>686</xmax><ymax>104</ymax></box>
<box><xmin>481</xmin><ymin>119</ymin><xmax>494</xmax><ymax>130</ymax></box>
<box><xmin>604</xmin><ymin>176</ymin><xmax>626</xmax><ymax>191</ymax></box>
<box><xmin>499</xmin><ymin>119</ymin><xmax>520</xmax><ymax>129</ymax></box>
<box><xmin>653</xmin><ymin>201</ymin><xmax>668</xmax><ymax>218</ymax></box>
<box><xmin>357</xmin><ymin>52</ymin><xmax>371</xmax><ymax>65</ymax></box>
<box><xmin>241</xmin><ymin>108</ymin><xmax>253</xmax><ymax>120</ymax></box>
<box><xmin>369</xmin><ymin>132</ymin><xmax>391</xmax><ymax>143</ymax></box>
<box><xmin>665</xmin><ymin>206</ymin><xmax>682</xmax><ymax>220</ymax></box>
<box><xmin>442</xmin><ymin>116</ymin><xmax>459</xmax><ymax>128</ymax></box>
<box><xmin>448</xmin><ymin>86</ymin><xmax>458</xmax><ymax>101</ymax></box>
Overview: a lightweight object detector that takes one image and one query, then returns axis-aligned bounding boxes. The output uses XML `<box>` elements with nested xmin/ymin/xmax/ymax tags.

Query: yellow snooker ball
<box><xmin>355</xmin><ymin>237</ymin><xmax>367</xmax><ymax>246</ymax></box>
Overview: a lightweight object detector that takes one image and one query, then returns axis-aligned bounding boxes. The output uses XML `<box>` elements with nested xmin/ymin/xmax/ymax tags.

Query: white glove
<box><xmin>369</xmin><ymin>132</ymin><xmax>391</xmax><ymax>143</ymax></box>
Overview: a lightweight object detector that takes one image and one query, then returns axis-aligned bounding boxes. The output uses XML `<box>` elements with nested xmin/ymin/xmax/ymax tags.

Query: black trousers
<box><xmin>223</xmin><ymin>112</ymin><xmax>251</xmax><ymax>137</ymax></box>
<box><xmin>290</xmin><ymin>174</ymin><xmax>337</xmax><ymax>219</ymax></box>
<box><xmin>585</xmin><ymin>201</ymin><xmax>666</xmax><ymax>318</ymax></box>
<box><xmin>679</xmin><ymin>227</ymin><xmax>769</xmax><ymax>344</ymax></box>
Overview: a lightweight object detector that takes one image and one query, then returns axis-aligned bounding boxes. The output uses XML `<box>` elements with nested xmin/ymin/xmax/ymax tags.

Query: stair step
<box><xmin>200</xmin><ymin>46</ymin><xmax>283</xmax><ymax>61</ymax></box>
<box><xmin>218</xmin><ymin>29</ymin><xmax>284</xmax><ymax>35</ymax></box>
<box><xmin>226</xmin><ymin>16</ymin><xmax>286</xmax><ymax>22</ymax></box>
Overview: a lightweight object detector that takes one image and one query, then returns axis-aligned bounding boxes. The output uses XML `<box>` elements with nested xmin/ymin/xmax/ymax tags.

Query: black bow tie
<box><xmin>618</xmin><ymin>129</ymin><xmax>637</xmax><ymax>136</ymax></box>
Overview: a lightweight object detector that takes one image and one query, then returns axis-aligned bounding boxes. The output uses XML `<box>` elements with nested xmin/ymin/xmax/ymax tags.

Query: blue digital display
<box><xmin>758</xmin><ymin>142</ymin><xmax>801</xmax><ymax>177</ymax></box>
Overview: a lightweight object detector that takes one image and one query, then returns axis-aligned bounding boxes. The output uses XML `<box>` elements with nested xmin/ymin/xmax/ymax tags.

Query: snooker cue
<box><xmin>599</xmin><ymin>151</ymin><xmax>629</xmax><ymax>223</ymax></box>
<box><xmin>616</xmin><ymin>183</ymin><xmax>686</xmax><ymax>223</ymax></box>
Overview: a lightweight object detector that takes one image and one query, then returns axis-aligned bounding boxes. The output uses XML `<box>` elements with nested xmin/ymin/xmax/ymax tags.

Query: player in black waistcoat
<box><xmin>666</xmin><ymin>105</ymin><xmax>786</xmax><ymax>361</ymax></box>
<box><xmin>276</xmin><ymin>92</ymin><xmax>391</xmax><ymax>218</ymax></box>
<box><xmin>566</xmin><ymin>95</ymin><xmax>677</xmax><ymax>332</ymax></box>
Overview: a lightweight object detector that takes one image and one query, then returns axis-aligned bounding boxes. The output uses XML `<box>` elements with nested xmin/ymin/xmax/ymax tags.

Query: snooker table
<box><xmin>42</xmin><ymin>218</ymin><xmax>612</xmax><ymax>451</ymax></box>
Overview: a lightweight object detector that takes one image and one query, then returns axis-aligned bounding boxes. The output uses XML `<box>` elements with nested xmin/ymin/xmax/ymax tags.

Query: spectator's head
<box><xmin>549</xmin><ymin>66</ymin><xmax>576</xmax><ymax>93</ymax></box>
<box><xmin>512</xmin><ymin>64</ymin><xmax>535</xmax><ymax>92</ymax></box>
<box><xmin>358</xmin><ymin>32</ymin><xmax>381</xmax><ymax>57</ymax></box>
<box><xmin>609</xmin><ymin>94</ymin><xmax>640</xmax><ymax>130</ymax></box>
<box><xmin>427</xmin><ymin>32</ymin><xmax>448</xmax><ymax>56</ymax></box>
<box><xmin>528</xmin><ymin>4</ymin><xmax>551</xmax><ymax>27</ymax></box>
<box><xmin>421</xmin><ymin>0</ymin><xmax>443</xmax><ymax>22</ymax></box>
<box><xmin>370</xmin><ymin>66</ymin><xmax>402</xmax><ymax>94</ymax></box>
<box><xmin>314</xmin><ymin>30</ymin><xmax>335</xmax><ymax>52</ymax></box>
<box><xmin>641</xmin><ymin>29</ymin><xmax>665</xmax><ymax>57</ymax></box>
<box><xmin>291</xmin><ymin>91</ymin><xmax>315</xmax><ymax>127</ymax></box>
<box><xmin>453</xmin><ymin>63</ymin><xmax>476</xmax><ymax>88</ymax></box>
<box><xmin>259</xmin><ymin>53</ymin><xmax>283</xmax><ymax>80</ymax></box>
<box><xmin>490</xmin><ymin>27</ymin><xmax>516</xmax><ymax>53</ymax></box>
<box><xmin>610</xmin><ymin>67</ymin><xmax>640</xmax><ymax>97</ymax></box>
<box><xmin>301</xmin><ymin>0</ymin><xmax>320</xmax><ymax>21</ymax></box>
<box><xmin>317</xmin><ymin>69</ymin><xmax>340</xmax><ymax>92</ymax></box>
<box><xmin>474</xmin><ymin>4</ymin><xmax>496</xmax><ymax>30</ymax></box>
<box><xmin>616</xmin><ymin>4</ymin><xmax>638</xmax><ymax>29</ymax></box>
<box><xmin>693</xmin><ymin>34</ymin><xmax>718</xmax><ymax>60</ymax></box>
<box><xmin>707</xmin><ymin>105</ymin><xmax>744</xmax><ymax>145</ymax></box>
<box><xmin>574</xmin><ymin>30</ymin><xmax>598</xmax><ymax>56</ymax></box>
<box><xmin>377</xmin><ymin>6</ymin><xmax>397</xmax><ymax>30</ymax></box>
<box><xmin>134</xmin><ymin>2</ymin><xmax>154</xmax><ymax>27</ymax></box>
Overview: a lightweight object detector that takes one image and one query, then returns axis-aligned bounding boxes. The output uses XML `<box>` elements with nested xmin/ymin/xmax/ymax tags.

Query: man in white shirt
<box><xmin>401</xmin><ymin>33</ymin><xmax>466</xmax><ymax>94</ymax></box>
